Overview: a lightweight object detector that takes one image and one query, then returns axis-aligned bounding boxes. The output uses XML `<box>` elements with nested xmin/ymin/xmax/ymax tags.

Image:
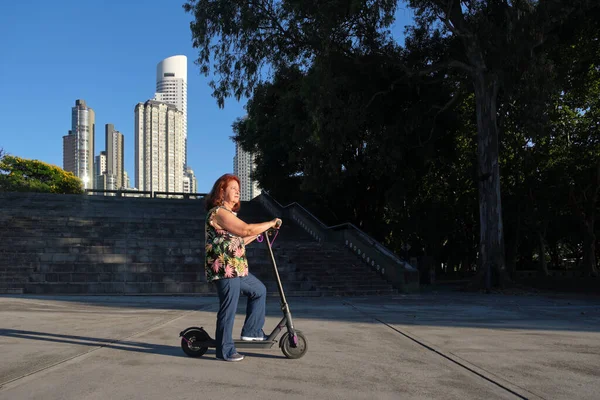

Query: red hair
<box><xmin>205</xmin><ymin>174</ymin><xmax>241</xmax><ymax>212</ymax></box>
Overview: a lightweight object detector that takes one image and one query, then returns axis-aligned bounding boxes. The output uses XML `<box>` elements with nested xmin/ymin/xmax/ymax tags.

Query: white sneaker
<box><xmin>241</xmin><ymin>333</ymin><xmax>269</xmax><ymax>341</ymax></box>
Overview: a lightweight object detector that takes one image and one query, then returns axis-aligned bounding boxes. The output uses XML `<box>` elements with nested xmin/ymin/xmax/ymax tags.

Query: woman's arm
<box><xmin>213</xmin><ymin>208</ymin><xmax>281</xmax><ymax>238</ymax></box>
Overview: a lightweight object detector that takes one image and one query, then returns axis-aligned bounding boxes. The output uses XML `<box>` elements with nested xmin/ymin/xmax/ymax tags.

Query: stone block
<box><xmin>112</xmin><ymin>272</ymin><xmax>126</xmax><ymax>282</ymax></box>
<box><xmin>103</xmin><ymin>282</ymin><xmax>125</xmax><ymax>293</ymax></box>
<box><xmin>89</xmin><ymin>246</ymin><xmax>105</xmax><ymax>254</ymax></box>
<box><xmin>122</xmin><ymin>272</ymin><xmax>136</xmax><ymax>282</ymax></box>
<box><xmin>135</xmin><ymin>255</ymin><xmax>152</xmax><ymax>263</ymax></box>
<box><xmin>71</xmin><ymin>273</ymin><xmax>87</xmax><ymax>282</ymax></box>
<box><xmin>85</xmin><ymin>283</ymin><xmax>105</xmax><ymax>294</ymax></box>
<box><xmin>112</xmin><ymin>246</ymin><xmax>127</xmax><ymax>254</ymax></box>
<box><xmin>151</xmin><ymin>283</ymin><xmax>165</xmax><ymax>292</ymax></box>
<box><xmin>60</xmin><ymin>283</ymin><xmax>86</xmax><ymax>294</ymax></box>
<box><xmin>134</xmin><ymin>273</ymin><xmax>153</xmax><ymax>283</ymax></box>
<box><xmin>72</xmin><ymin>264</ymin><xmax>90</xmax><ymax>273</ymax></box>
<box><xmin>52</xmin><ymin>254</ymin><xmax>78</xmax><ymax>263</ymax></box>
<box><xmin>133</xmin><ymin>264</ymin><xmax>151</xmax><ymax>273</ymax></box>
<box><xmin>123</xmin><ymin>283</ymin><xmax>143</xmax><ymax>294</ymax></box>
<box><xmin>102</xmin><ymin>254</ymin><xmax>129</xmax><ymax>264</ymax></box>
<box><xmin>39</xmin><ymin>254</ymin><xmax>54</xmax><ymax>262</ymax></box>
<box><xmin>184</xmin><ymin>256</ymin><xmax>201</xmax><ymax>264</ymax></box>
<box><xmin>75</xmin><ymin>254</ymin><xmax>97</xmax><ymax>263</ymax></box>
<box><xmin>27</xmin><ymin>273</ymin><xmax>43</xmax><ymax>282</ymax></box>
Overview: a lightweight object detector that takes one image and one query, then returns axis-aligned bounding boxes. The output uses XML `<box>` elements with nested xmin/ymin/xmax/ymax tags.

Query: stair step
<box><xmin>0</xmin><ymin>287</ymin><xmax>24</xmax><ymax>294</ymax></box>
<box><xmin>1</xmin><ymin>193</ymin><xmax>404</xmax><ymax>296</ymax></box>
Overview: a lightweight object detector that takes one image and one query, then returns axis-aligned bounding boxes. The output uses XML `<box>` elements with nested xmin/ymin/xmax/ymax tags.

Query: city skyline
<box><xmin>0</xmin><ymin>2</ymin><xmax>249</xmax><ymax>193</ymax></box>
<box><xmin>69</xmin><ymin>56</ymin><xmax>194</xmax><ymax>194</ymax></box>
<box><xmin>0</xmin><ymin>2</ymin><xmax>412</xmax><ymax>193</ymax></box>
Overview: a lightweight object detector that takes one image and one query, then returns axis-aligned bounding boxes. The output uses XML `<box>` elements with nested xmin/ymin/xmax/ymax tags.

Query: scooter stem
<box><xmin>265</xmin><ymin>230</ymin><xmax>296</xmax><ymax>336</ymax></box>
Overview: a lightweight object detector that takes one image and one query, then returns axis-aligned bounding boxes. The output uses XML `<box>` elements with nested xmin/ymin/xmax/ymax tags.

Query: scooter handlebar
<box><xmin>256</xmin><ymin>225</ymin><xmax>281</xmax><ymax>243</ymax></box>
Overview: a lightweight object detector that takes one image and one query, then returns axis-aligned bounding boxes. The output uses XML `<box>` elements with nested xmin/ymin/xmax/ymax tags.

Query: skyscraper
<box><xmin>233</xmin><ymin>140</ymin><xmax>261</xmax><ymax>201</ymax></box>
<box><xmin>94</xmin><ymin>150</ymin><xmax>118</xmax><ymax>193</ymax></box>
<box><xmin>134</xmin><ymin>100</ymin><xmax>184</xmax><ymax>193</ymax></box>
<box><xmin>183</xmin><ymin>165</ymin><xmax>198</xmax><ymax>194</ymax></box>
<box><xmin>105</xmin><ymin>124</ymin><xmax>125</xmax><ymax>189</ymax></box>
<box><xmin>123</xmin><ymin>171</ymin><xmax>131</xmax><ymax>190</ymax></box>
<box><xmin>154</xmin><ymin>55</ymin><xmax>187</xmax><ymax>166</ymax></box>
<box><xmin>63</xmin><ymin>99</ymin><xmax>95</xmax><ymax>189</ymax></box>
<box><xmin>94</xmin><ymin>151</ymin><xmax>107</xmax><ymax>191</ymax></box>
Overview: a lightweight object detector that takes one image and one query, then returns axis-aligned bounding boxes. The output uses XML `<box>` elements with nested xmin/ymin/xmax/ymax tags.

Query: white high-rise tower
<box><xmin>134</xmin><ymin>100</ymin><xmax>184</xmax><ymax>193</ymax></box>
<box><xmin>233</xmin><ymin>141</ymin><xmax>261</xmax><ymax>201</ymax></box>
<box><xmin>154</xmin><ymin>55</ymin><xmax>187</xmax><ymax>166</ymax></box>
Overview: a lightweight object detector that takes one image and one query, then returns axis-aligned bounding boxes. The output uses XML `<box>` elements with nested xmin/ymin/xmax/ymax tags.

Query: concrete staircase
<box><xmin>0</xmin><ymin>192</ymin><xmax>398</xmax><ymax>296</ymax></box>
<box><xmin>239</xmin><ymin>201</ymin><xmax>397</xmax><ymax>296</ymax></box>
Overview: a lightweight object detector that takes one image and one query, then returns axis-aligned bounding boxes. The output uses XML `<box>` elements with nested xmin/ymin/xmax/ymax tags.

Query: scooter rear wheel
<box><xmin>280</xmin><ymin>331</ymin><xmax>308</xmax><ymax>359</ymax></box>
<box><xmin>181</xmin><ymin>329</ymin><xmax>209</xmax><ymax>357</ymax></box>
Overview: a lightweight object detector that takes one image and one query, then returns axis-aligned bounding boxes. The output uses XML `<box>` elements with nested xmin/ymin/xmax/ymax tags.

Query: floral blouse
<box><xmin>205</xmin><ymin>206</ymin><xmax>249</xmax><ymax>282</ymax></box>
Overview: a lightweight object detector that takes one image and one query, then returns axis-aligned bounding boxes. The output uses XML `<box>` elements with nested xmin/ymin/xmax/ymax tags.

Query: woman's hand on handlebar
<box><xmin>271</xmin><ymin>218</ymin><xmax>282</xmax><ymax>229</ymax></box>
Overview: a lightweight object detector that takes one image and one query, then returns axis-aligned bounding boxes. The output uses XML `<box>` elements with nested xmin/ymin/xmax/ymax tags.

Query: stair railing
<box><xmin>255</xmin><ymin>192</ymin><xmax>419</xmax><ymax>293</ymax></box>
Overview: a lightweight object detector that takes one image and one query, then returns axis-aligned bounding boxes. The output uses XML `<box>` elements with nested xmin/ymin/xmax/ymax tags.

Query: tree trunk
<box><xmin>549</xmin><ymin>242</ymin><xmax>561</xmax><ymax>270</ymax></box>
<box><xmin>581</xmin><ymin>161</ymin><xmax>600</xmax><ymax>276</ymax></box>
<box><xmin>505</xmin><ymin>212</ymin><xmax>521</xmax><ymax>280</ymax></box>
<box><xmin>581</xmin><ymin>214</ymin><xmax>598</xmax><ymax>277</ymax></box>
<box><xmin>537</xmin><ymin>230</ymin><xmax>549</xmax><ymax>277</ymax></box>
<box><xmin>473</xmin><ymin>71</ymin><xmax>509</xmax><ymax>289</ymax></box>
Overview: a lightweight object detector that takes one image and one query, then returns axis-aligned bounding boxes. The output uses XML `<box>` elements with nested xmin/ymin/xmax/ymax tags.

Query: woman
<box><xmin>204</xmin><ymin>173</ymin><xmax>282</xmax><ymax>362</ymax></box>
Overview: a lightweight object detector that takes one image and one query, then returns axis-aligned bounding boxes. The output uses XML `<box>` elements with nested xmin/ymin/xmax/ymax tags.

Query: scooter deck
<box><xmin>235</xmin><ymin>340</ymin><xmax>277</xmax><ymax>349</ymax></box>
<box><xmin>195</xmin><ymin>339</ymin><xmax>278</xmax><ymax>349</ymax></box>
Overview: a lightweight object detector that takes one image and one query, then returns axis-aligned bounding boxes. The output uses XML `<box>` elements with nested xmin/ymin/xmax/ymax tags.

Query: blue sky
<box><xmin>0</xmin><ymin>1</ymin><xmax>414</xmax><ymax>192</ymax></box>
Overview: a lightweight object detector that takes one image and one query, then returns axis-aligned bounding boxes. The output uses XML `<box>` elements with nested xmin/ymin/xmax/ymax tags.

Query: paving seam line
<box><xmin>343</xmin><ymin>301</ymin><xmax>544</xmax><ymax>400</ymax></box>
<box><xmin>0</xmin><ymin>307</ymin><xmax>203</xmax><ymax>390</ymax></box>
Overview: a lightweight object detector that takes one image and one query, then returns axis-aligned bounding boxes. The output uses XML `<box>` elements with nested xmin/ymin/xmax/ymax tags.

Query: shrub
<box><xmin>0</xmin><ymin>155</ymin><xmax>84</xmax><ymax>194</ymax></box>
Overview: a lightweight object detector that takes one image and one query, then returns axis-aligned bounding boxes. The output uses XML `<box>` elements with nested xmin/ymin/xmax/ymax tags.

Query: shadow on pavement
<box><xmin>0</xmin><ymin>329</ymin><xmax>189</xmax><ymax>359</ymax></box>
<box><xmin>0</xmin><ymin>329</ymin><xmax>294</xmax><ymax>361</ymax></box>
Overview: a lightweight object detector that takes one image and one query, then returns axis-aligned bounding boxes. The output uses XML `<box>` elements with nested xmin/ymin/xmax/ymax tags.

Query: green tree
<box><xmin>184</xmin><ymin>0</ymin><xmax>398</xmax><ymax>107</ymax></box>
<box><xmin>185</xmin><ymin>0</ymin><xmax>599</xmax><ymax>288</ymax></box>
<box><xmin>550</xmin><ymin>9</ymin><xmax>600</xmax><ymax>277</ymax></box>
<box><xmin>0</xmin><ymin>156</ymin><xmax>84</xmax><ymax>194</ymax></box>
<box><xmin>186</xmin><ymin>0</ymin><xmax>460</xmax><ymax>241</ymax></box>
<box><xmin>233</xmin><ymin>46</ymin><xmax>459</xmax><ymax>239</ymax></box>
<box><xmin>549</xmin><ymin>89</ymin><xmax>600</xmax><ymax>277</ymax></box>
<box><xmin>498</xmin><ymin>4</ymin><xmax>600</xmax><ymax>278</ymax></box>
<box><xmin>406</xmin><ymin>0</ymin><xmax>597</xmax><ymax>288</ymax></box>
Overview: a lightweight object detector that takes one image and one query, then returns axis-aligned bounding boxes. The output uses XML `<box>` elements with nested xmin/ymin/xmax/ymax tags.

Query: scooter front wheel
<box><xmin>181</xmin><ymin>328</ymin><xmax>209</xmax><ymax>357</ymax></box>
<box><xmin>280</xmin><ymin>331</ymin><xmax>308</xmax><ymax>359</ymax></box>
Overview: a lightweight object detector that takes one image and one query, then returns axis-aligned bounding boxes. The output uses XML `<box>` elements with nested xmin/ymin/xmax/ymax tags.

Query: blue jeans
<box><xmin>213</xmin><ymin>273</ymin><xmax>266</xmax><ymax>359</ymax></box>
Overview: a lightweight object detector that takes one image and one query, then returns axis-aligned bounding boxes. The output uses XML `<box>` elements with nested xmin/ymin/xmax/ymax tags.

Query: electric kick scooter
<box><xmin>179</xmin><ymin>227</ymin><xmax>308</xmax><ymax>359</ymax></box>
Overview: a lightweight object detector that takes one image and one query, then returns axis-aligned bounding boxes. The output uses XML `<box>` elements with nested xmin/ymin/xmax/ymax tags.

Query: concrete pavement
<box><xmin>1</xmin><ymin>292</ymin><xmax>599</xmax><ymax>399</ymax></box>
